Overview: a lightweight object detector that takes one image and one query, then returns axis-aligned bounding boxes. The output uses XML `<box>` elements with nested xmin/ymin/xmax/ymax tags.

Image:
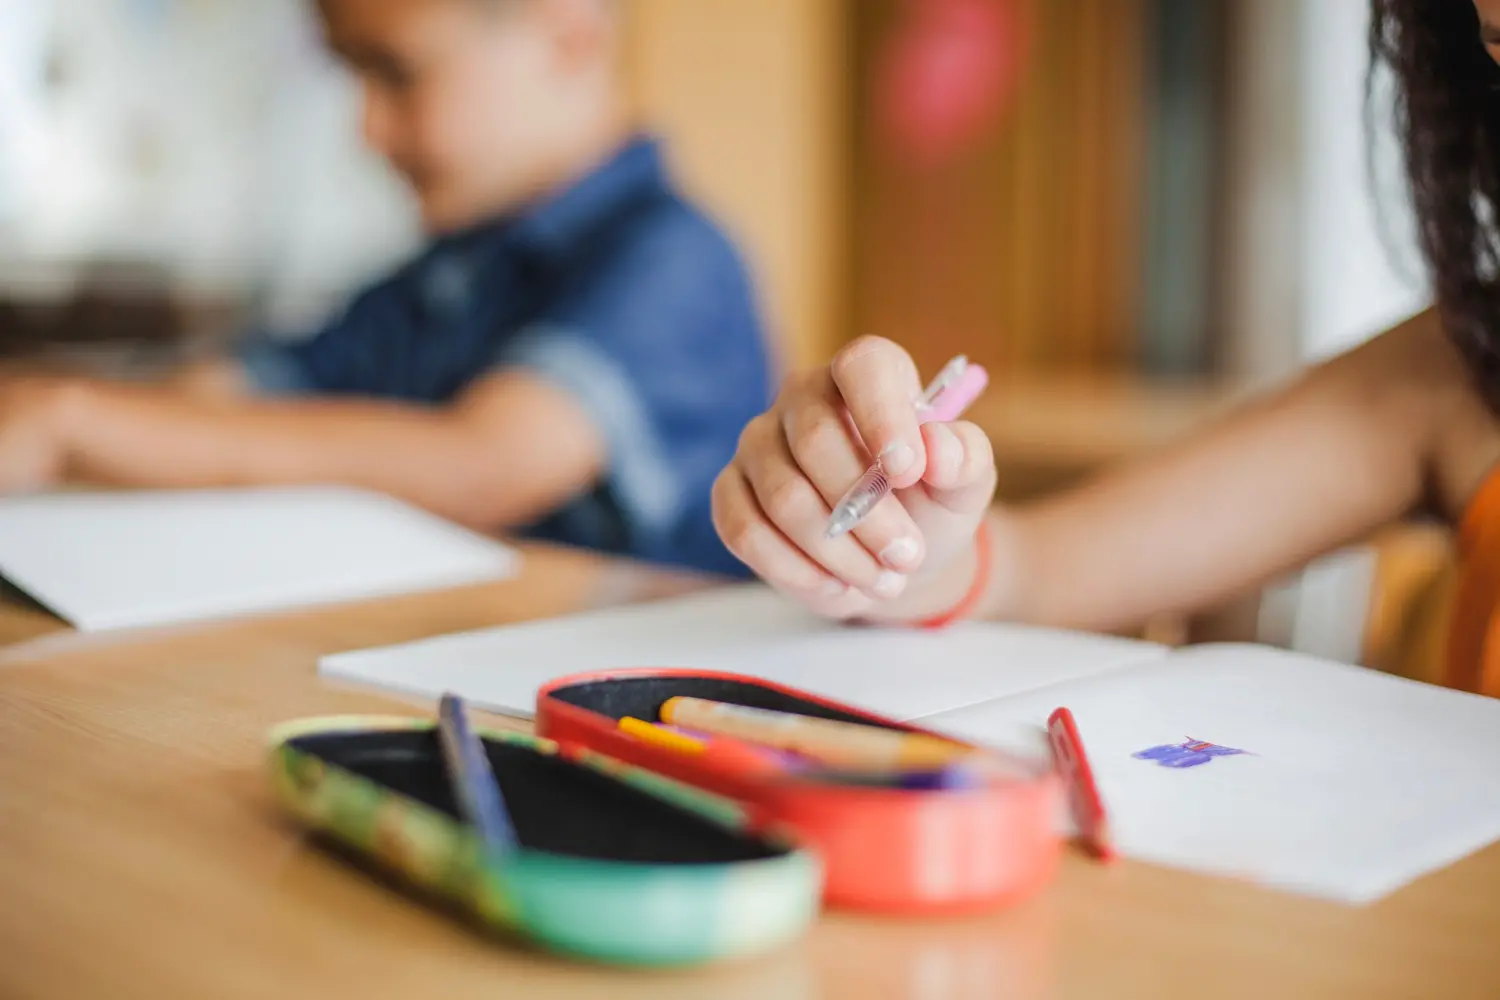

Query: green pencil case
<box><xmin>267</xmin><ymin>716</ymin><xmax>822</xmax><ymax>967</ymax></box>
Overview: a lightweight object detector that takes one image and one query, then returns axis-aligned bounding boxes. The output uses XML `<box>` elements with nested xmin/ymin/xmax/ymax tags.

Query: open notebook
<box><xmin>321</xmin><ymin>585</ymin><xmax>1500</xmax><ymax>905</ymax></box>
<box><xmin>0</xmin><ymin>486</ymin><xmax>519</xmax><ymax>631</ymax></box>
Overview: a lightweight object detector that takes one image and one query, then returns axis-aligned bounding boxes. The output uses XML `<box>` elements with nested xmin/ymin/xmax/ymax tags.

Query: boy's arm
<box><xmin>19</xmin><ymin>370</ymin><xmax>605</xmax><ymax>530</ymax></box>
<box><xmin>167</xmin><ymin>359</ymin><xmax>253</xmax><ymax>401</ymax></box>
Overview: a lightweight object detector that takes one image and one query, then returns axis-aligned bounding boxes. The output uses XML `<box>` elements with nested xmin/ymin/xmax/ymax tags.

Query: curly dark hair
<box><xmin>1371</xmin><ymin>0</ymin><xmax>1500</xmax><ymax>408</ymax></box>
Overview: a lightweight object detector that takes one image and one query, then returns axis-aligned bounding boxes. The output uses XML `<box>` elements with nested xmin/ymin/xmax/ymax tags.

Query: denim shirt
<box><xmin>239</xmin><ymin>136</ymin><xmax>772</xmax><ymax>577</ymax></box>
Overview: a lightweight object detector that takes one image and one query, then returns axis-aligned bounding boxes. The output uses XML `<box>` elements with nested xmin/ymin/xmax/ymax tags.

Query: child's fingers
<box><xmin>829</xmin><ymin>337</ymin><xmax>927</xmax><ymax>490</ymax></box>
<box><xmin>779</xmin><ymin>383</ymin><xmax>927</xmax><ymax>574</ymax></box>
<box><xmin>711</xmin><ymin>466</ymin><xmax>844</xmax><ymax>600</ymax></box>
<box><xmin>918</xmin><ymin>421</ymin><xmax>997</xmax><ymax>514</ymax></box>
<box><xmin>801</xmin><ymin>584</ymin><xmax>879</xmax><ymax>622</ymax></box>
<box><xmin>734</xmin><ymin>415</ymin><xmax>910</xmax><ymax>600</ymax></box>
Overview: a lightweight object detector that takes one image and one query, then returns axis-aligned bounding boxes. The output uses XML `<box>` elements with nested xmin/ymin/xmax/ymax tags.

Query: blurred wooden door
<box><xmin>848</xmin><ymin>0</ymin><xmax>1150</xmax><ymax>380</ymax></box>
<box><xmin>624</xmin><ymin>0</ymin><xmax>1155</xmax><ymax>380</ymax></box>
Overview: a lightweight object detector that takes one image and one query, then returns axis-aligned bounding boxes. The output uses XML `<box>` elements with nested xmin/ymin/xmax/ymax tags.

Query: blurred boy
<box><xmin>0</xmin><ymin>0</ymin><xmax>771</xmax><ymax>576</ymax></box>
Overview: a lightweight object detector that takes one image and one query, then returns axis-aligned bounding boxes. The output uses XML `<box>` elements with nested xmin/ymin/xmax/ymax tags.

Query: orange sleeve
<box><xmin>1450</xmin><ymin>468</ymin><xmax>1500</xmax><ymax>695</ymax></box>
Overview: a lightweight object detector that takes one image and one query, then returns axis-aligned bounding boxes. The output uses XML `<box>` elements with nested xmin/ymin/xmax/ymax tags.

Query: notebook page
<box><xmin>0</xmin><ymin>486</ymin><xmax>519</xmax><ymax>631</ymax></box>
<box><xmin>919</xmin><ymin>644</ymin><xmax>1500</xmax><ymax>904</ymax></box>
<box><xmin>320</xmin><ymin>584</ymin><xmax>1166</xmax><ymax>720</ymax></box>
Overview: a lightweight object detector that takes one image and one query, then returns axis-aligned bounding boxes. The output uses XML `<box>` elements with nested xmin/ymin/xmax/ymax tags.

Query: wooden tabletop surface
<box><xmin>2</xmin><ymin>543</ymin><xmax>1499</xmax><ymax>1000</ymax></box>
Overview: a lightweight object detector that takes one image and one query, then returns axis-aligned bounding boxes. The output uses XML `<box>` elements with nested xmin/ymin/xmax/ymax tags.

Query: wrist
<box><xmin>911</xmin><ymin>517</ymin><xmax>993</xmax><ymax>629</ymax></box>
<box><xmin>860</xmin><ymin>514</ymin><xmax>1003</xmax><ymax>626</ymax></box>
<box><xmin>891</xmin><ymin>533</ymin><xmax>984</xmax><ymax>623</ymax></box>
<box><xmin>899</xmin><ymin>510</ymin><xmax>1031</xmax><ymax>626</ymax></box>
<box><xmin>978</xmin><ymin>509</ymin><xmax>1029</xmax><ymax>622</ymax></box>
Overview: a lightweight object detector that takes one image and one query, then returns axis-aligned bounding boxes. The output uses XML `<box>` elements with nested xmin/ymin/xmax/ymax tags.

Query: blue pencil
<box><xmin>437</xmin><ymin>693</ymin><xmax>519</xmax><ymax>854</ymax></box>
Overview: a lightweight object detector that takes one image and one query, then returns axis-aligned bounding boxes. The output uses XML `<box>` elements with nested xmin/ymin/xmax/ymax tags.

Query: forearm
<box><xmin>976</xmin><ymin>332</ymin><xmax>1447</xmax><ymax>632</ymax></box>
<box><xmin>54</xmin><ymin>379</ymin><xmax>584</xmax><ymax>529</ymax></box>
<box><xmin>991</xmin><ymin>416</ymin><xmax>1411</xmax><ymax>633</ymax></box>
<box><xmin>165</xmin><ymin>359</ymin><xmax>252</xmax><ymax>401</ymax></box>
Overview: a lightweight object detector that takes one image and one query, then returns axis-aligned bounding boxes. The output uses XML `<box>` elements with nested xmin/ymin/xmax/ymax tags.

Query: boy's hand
<box><xmin>712</xmin><ymin>337</ymin><xmax>996</xmax><ymax>621</ymax></box>
<box><xmin>0</xmin><ymin>376</ymin><xmax>72</xmax><ymax>493</ymax></box>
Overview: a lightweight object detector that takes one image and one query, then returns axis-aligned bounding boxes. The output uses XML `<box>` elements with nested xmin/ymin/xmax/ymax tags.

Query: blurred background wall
<box><xmin>0</xmin><ymin>0</ymin><xmax>1431</xmax><ymax>372</ymax></box>
<box><xmin>0</xmin><ymin>0</ymin><xmax>1448</xmax><ymax>670</ymax></box>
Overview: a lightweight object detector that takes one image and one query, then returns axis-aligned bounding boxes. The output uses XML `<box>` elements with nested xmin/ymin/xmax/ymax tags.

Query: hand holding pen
<box><xmin>825</xmin><ymin>355</ymin><xmax>989</xmax><ymax>540</ymax></box>
<box><xmin>712</xmin><ymin>338</ymin><xmax>995</xmax><ymax>623</ymax></box>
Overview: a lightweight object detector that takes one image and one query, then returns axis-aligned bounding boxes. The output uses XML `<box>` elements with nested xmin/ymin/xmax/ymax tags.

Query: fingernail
<box><xmin>880</xmin><ymin>537</ymin><xmax>921</xmax><ymax>570</ymax></box>
<box><xmin>881</xmin><ymin>441</ymin><xmax>917</xmax><ymax>477</ymax></box>
<box><xmin>873</xmin><ymin>571</ymin><xmax>907</xmax><ymax>599</ymax></box>
<box><xmin>820</xmin><ymin>578</ymin><xmax>849</xmax><ymax>599</ymax></box>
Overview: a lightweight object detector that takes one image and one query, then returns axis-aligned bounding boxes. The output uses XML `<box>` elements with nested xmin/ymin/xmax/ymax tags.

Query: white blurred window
<box><xmin>0</xmin><ymin>0</ymin><xmax>419</xmax><ymax>329</ymax></box>
<box><xmin>1298</xmin><ymin>0</ymin><xmax>1429</xmax><ymax>362</ymax></box>
<box><xmin>0</xmin><ymin>0</ymin><xmax>52</xmax><ymax>232</ymax></box>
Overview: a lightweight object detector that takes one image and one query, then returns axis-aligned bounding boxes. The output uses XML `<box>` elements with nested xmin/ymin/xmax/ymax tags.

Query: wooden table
<box><xmin>2</xmin><ymin>544</ymin><xmax>1499</xmax><ymax>1000</ymax></box>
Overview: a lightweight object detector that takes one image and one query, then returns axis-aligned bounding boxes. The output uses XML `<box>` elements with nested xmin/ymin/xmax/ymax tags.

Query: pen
<box><xmin>661</xmin><ymin>724</ymin><xmax>816</xmax><ymax>770</ymax></box>
<box><xmin>437</xmin><ymin>692</ymin><xmax>519</xmax><ymax>855</ymax></box>
<box><xmin>825</xmin><ymin>355</ymin><xmax>991</xmax><ymax>540</ymax></box>
<box><xmin>659</xmin><ymin>697</ymin><xmax>977</xmax><ymax>772</ymax></box>
<box><xmin>618</xmin><ymin>717</ymin><xmax>806</xmax><ymax>778</ymax></box>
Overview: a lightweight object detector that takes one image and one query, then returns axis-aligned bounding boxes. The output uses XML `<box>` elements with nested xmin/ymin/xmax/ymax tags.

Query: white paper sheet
<box><xmin>0</xmin><ymin>486</ymin><xmax>519</xmax><ymax>630</ymax></box>
<box><xmin>319</xmin><ymin>584</ymin><xmax>1165</xmax><ymax>721</ymax></box>
<box><xmin>921</xmin><ymin>644</ymin><xmax>1500</xmax><ymax>904</ymax></box>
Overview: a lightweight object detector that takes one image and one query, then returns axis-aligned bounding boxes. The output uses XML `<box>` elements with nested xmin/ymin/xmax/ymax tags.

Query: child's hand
<box><xmin>712</xmin><ymin>337</ymin><xmax>996</xmax><ymax>621</ymax></box>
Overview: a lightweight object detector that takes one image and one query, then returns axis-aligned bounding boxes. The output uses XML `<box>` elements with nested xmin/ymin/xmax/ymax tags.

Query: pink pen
<box><xmin>825</xmin><ymin>355</ymin><xmax>990</xmax><ymax>539</ymax></box>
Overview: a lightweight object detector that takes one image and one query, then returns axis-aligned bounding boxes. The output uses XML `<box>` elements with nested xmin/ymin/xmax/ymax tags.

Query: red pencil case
<box><xmin>535</xmin><ymin>668</ymin><xmax>1062</xmax><ymax>915</ymax></box>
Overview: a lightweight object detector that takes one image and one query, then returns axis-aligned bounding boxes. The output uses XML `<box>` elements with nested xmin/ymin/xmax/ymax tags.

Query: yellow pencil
<box><xmin>658</xmin><ymin>698</ymin><xmax>972</xmax><ymax>771</ymax></box>
<box><xmin>618</xmin><ymin>716</ymin><xmax>706</xmax><ymax>755</ymax></box>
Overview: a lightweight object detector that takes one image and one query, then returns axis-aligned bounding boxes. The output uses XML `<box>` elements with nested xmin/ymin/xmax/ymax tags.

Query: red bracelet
<box><xmin>913</xmin><ymin>519</ymin><xmax>993</xmax><ymax>630</ymax></box>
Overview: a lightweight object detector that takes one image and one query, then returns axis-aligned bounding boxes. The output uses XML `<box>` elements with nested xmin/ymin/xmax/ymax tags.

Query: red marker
<box><xmin>1047</xmin><ymin>707</ymin><xmax>1116</xmax><ymax>863</ymax></box>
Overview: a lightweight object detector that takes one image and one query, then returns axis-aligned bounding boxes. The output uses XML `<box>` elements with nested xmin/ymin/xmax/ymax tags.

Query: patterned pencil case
<box><xmin>266</xmin><ymin>716</ymin><xmax>822</xmax><ymax>968</ymax></box>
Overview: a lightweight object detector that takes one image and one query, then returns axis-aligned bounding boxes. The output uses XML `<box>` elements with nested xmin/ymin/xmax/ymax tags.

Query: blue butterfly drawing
<box><xmin>1133</xmin><ymin>738</ymin><xmax>1247</xmax><ymax>769</ymax></box>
